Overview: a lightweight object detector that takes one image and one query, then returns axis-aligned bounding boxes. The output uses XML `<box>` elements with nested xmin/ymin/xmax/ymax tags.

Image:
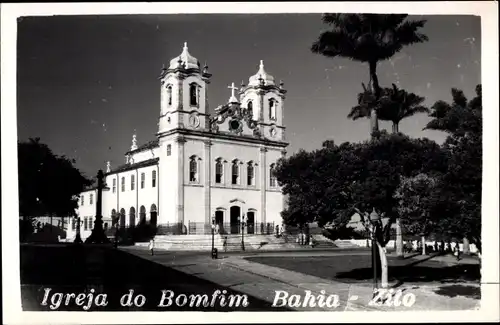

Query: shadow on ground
<box><xmin>434</xmin><ymin>285</ymin><xmax>481</xmax><ymax>300</ymax></box>
<box><xmin>246</xmin><ymin>254</ymin><xmax>480</xmax><ymax>299</ymax></box>
<box><xmin>20</xmin><ymin>244</ymin><xmax>290</xmax><ymax>311</ymax></box>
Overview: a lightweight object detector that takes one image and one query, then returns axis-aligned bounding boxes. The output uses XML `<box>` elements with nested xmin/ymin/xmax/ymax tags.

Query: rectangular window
<box><xmin>89</xmin><ymin>193</ymin><xmax>93</xmax><ymax>205</ymax></box>
<box><xmin>112</xmin><ymin>178</ymin><xmax>116</xmax><ymax>193</ymax></box>
<box><xmin>131</xmin><ymin>175</ymin><xmax>135</xmax><ymax>191</ymax></box>
<box><xmin>121</xmin><ymin>177</ymin><xmax>125</xmax><ymax>192</ymax></box>
<box><xmin>141</xmin><ymin>173</ymin><xmax>145</xmax><ymax>189</ymax></box>
<box><xmin>167</xmin><ymin>144</ymin><xmax>171</xmax><ymax>156</ymax></box>
<box><xmin>88</xmin><ymin>218</ymin><xmax>93</xmax><ymax>230</ymax></box>
<box><xmin>84</xmin><ymin>217</ymin><xmax>88</xmax><ymax>231</ymax></box>
<box><xmin>80</xmin><ymin>195</ymin><xmax>84</xmax><ymax>206</ymax></box>
<box><xmin>152</xmin><ymin>170</ymin><xmax>157</xmax><ymax>187</ymax></box>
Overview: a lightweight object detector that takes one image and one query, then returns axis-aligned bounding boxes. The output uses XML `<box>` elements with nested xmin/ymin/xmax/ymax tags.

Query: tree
<box><xmin>395</xmin><ymin>173</ymin><xmax>440</xmax><ymax>255</ymax></box>
<box><xmin>349</xmin><ymin>84</ymin><xmax>429</xmax><ymax>257</ymax></box>
<box><xmin>275</xmin><ymin>132</ymin><xmax>446</xmax><ymax>287</ymax></box>
<box><xmin>312</xmin><ymin>14</ymin><xmax>428</xmax><ymax>134</ymax></box>
<box><xmin>18</xmin><ymin>138</ymin><xmax>91</xmax><ymax>237</ymax></box>
<box><xmin>424</xmin><ymin>85</ymin><xmax>482</xmax><ymax>253</ymax></box>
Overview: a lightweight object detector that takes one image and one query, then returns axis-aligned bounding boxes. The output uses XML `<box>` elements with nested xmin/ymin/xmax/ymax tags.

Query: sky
<box><xmin>17</xmin><ymin>14</ymin><xmax>481</xmax><ymax>178</ymax></box>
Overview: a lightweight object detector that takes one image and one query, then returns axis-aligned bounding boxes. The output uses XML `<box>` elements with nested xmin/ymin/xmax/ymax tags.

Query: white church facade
<box><xmin>70</xmin><ymin>43</ymin><xmax>288</xmax><ymax>240</ymax></box>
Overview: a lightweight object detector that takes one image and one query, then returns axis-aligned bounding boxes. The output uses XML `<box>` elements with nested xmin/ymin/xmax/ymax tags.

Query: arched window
<box><xmin>140</xmin><ymin>172</ymin><xmax>145</xmax><ymax>189</ymax></box>
<box><xmin>150</xmin><ymin>204</ymin><xmax>158</xmax><ymax>227</ymax></box>
<box><xmin>167</xmin><ymin>144</ymin><xmax>172</xmax><ymax>156</ymax></box>
<box><xmin>112</xmin><ymin>178</ymin><xmax>116</xmax><ymax>193</ymax></box>
<box><xmin>131</xmin><ymin>175</ymin><xmax>135</xmax><ymax>191</ymax></box>
<box><xmin>121</xmin><ymin>177</ymin><xmax>125</xmax><ymax>192</ymax></box>
<box><xmin>129</xmin><ymin>207</ymin><xmax>136</xmax><ymax>228</ymax></box>
<box><xmin>139</xmin><ymin>206</ymin><xmax>146</xmax><ymax>224</ymax></box>
<box><xmin>119</xmin><ymin>208</ymin><xmax>126</xmax><ymax>229</ymax></box>
<box><xmin>111</xmin><ymin>209</ymin><xmax>117</xmax><ymax>227</ymax></box>
<box><xmin>84</xmin><ymin>217</ymin><xmax>88</xmax><ymax>231</ymax></box>
<box><xmin>232</xmin><ymin>160</ymin><xmax>240</xmax><ymax>185</ymax></box>
<box><xmin>189</xmin><ymin>157</ymin><xmax>198</xmax><ymax>182</ymax></box>
<box><xmin>247</xmin><ymin>162</ymin><xmax>255</xmax><ymax>186</ymax></box>
<box><xmin>166</xmin><ymin>85</ymin><xmax>173</xmax><ymax>106</ymax></box>
<box><xmin>189</xmin><ymin>83</ymin><xmax>198</xmax><ymax>106</ymax></box>
<box><xmin>269</xmin><ymin>99</ymin><xmax>277</xmax><ymax>120</ymax></box>
<box><xmin>215</xmin><ymin>159</ymin><xmax>223</xmax><ymax>184</ymax></box>
<box><xmin>270</xmin><ymin>163</ymin><xmax>277</xmax><ymax>187</ymax></box>
<box><xmin>247</xmin><ymin>101</ymin><xmax>253</xmax><ymax>119</ymax></box>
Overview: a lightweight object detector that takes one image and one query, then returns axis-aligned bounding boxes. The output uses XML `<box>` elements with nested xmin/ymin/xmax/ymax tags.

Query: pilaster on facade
<box><xmin>203</xmin><ymin>140</ymin><xmax>212</xmax><ymax>225</ymax></box>
<box><xmin>176</xmin><ymin>136</ymin><xmax>186</xmax><ymax>226</ymax></box>
<box><xmin>259</xmin><ymin>146</ymin><xmax>267</xmax><ymax>224</ymax></box>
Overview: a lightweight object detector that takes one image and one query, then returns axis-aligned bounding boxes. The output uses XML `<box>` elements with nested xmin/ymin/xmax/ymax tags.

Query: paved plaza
<box><xmin>123</xmin><ymin>246</ymin><xmax>481</xmax><ymax>311</ymax></box>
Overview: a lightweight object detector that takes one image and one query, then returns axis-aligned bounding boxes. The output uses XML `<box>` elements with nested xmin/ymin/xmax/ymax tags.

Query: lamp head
<box><xmin>370</xmin><ymin>207</ymin><xmax>380</xmax><ymax>222</ymax></box>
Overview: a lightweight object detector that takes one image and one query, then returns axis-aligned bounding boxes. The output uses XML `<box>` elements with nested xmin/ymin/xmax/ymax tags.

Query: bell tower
<box><xmin>158</xmin><ymin>42</ymin><xmax>212</xmax><ymax>136</ymax></box>
<box><xmin>240</xmin><ymin>60</ymin><xmax>287</xmax><ymax>141</ymax></box>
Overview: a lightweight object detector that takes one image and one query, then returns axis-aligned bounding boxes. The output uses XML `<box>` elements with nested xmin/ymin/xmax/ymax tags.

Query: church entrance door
<box><xmin>215</xmin><ymin>211</ymin><xmax>224</xmax><ymax>233</ymax></box>
<box><xmin>230</xmin><ymin>206</ymin><xmax>240</xmax><ymax>234</ymax></box>
<box><xmin>247</xmin><ymin>212</ymin><xmax>255</xmax><ymax>234</ymax></box>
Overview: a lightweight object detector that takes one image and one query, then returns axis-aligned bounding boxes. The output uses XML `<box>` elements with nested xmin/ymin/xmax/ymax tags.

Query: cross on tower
<box><xmin>228</xmin><ymin>82</ymin><xmax>238</xmax><ymax>98</ymax></box>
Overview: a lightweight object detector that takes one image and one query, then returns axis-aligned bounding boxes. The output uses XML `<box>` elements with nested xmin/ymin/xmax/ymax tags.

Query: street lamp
<box><xmin>241</xmin><ymin>213</ymin><xmax>246</xmax><ymax>251</ymax></box>
<box><xmin>74</xmin><ymin>216</ymin><xmax>83</xmax><ymax>244</ymax></box>
<box><xmin>370</xmin><ymin>208</ymin><xmax>381</xmax><ymax>295</ymax></box>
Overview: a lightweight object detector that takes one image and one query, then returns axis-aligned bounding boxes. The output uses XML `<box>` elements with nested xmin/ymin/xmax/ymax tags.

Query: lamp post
<box><xmin>85</xmin><ymin>169</ymin><xmax>110</xmax><ymax>244</ymax></box>
<box><xmin>370</xmin><ymin>208</ymin><xmax>380</xmax><ymax>295</ymax></box>
<box><xmin>74</xmin><ymin>216</ymin><xmax>83</xmax><ymax>244</ymax></box>
<box><xmin>241</xmin><ymin>213</ymin><xmax>246</xmax><ymax>251</ymax></box>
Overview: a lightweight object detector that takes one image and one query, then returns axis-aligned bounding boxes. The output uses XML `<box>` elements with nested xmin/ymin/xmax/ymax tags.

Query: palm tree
<box><xmin>378</xmin><ymin>83</ymin><xmax>429</xmax><ymax>133</ymax></box>
<box><xmin>312</xmin><ymin>14</ymin><xmax>428</xmax><ymax>135</ymax></box>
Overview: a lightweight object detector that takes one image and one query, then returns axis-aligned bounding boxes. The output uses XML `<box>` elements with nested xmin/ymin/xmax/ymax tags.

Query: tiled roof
<box><xmin>126</xmin><ymin>139</ymin><xmax>159</xmax><ymax>154</ymax></box>
<box><xmin>105</xmin><ymin>158</ymin><xmax>159</xmax><ymax>176</ymax></box>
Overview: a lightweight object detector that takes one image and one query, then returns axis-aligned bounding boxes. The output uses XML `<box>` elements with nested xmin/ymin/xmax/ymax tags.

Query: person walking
<box><xmin>223</xmin><ymin>236</ymin><xmax>228</xmax><ymax>252</ymax></box>
<box><xmin>149</xmin><ymin>238</ymin><xmax>155</xmax><ymax>256</ymax></box>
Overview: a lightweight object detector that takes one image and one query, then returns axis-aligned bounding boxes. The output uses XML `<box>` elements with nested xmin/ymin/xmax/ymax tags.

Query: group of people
<box><xmin>403</xmin><ymin>240</ymin><xmax>464</xmax><ymax>260</ymax></box>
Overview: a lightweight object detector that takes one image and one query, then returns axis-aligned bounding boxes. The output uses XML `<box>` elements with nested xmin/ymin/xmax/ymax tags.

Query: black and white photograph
<box><xmin>2</xmin><ymin>2</ymin><xmax>499</xmax><ymax>323</ymax></box>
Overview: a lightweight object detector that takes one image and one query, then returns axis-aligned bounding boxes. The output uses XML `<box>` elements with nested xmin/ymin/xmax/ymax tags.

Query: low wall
<box><xmin>334</xmin><ymin>239</ymin><xmax>478</xmax><ymax>253</ymax></box>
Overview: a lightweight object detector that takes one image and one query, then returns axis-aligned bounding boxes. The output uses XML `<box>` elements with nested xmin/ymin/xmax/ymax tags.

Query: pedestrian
<box><xmin>454</xmin><ymin>241</ymin><xmax>461</xmax><ymax>261</ymax></box>
<box><xmin>215</xmin><ymin>223</ymin><xmax>220</xmax><ymax>235</ymax></box>
<box><xmin>223</xmin><ymin>236</ymin><xmax>228</xmax><ymax>252</ymax></box>
<box><xmin>149</xmin><ymin>238</ymin><xmax>155</xmax><ymax>256</ymax></box>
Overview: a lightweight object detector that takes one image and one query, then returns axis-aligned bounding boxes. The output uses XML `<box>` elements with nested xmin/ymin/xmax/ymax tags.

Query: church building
<box><xmin>70</xmin><ymin>43</ymin><xmax>288</xmax><ymax>240</ymax></box>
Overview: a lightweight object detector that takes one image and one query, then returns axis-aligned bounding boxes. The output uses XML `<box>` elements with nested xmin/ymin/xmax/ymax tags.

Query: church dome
<box><xmin>248</xmin><ymin>60</ymin><xmax>275</xmax><ymax>86</ymax></box>
<box><xmin>168</xmin><ymin>42</ymin><xmax>200</xmax><ymax>70</ymax></box>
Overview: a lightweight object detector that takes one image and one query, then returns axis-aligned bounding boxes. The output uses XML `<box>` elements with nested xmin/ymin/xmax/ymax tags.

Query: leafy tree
<box><xmin>349</xmin><ymin>84</ymin><xmax>429</xmax><ymax>256</ymax></box>
<box><xmin>275</xmin><ymin>132</ymin><xmax>446</xmax><ymax>286</ymax></box>
<box><xmin>395</xmin><ymin>173</ymin><xmax>440</xmax><ymax>255</ymax></box>
<box><xmin>424</xmin><ymin>85</ymin><xmax>482</xmax><ymax>252</ymax></box>
<box><xmin>18</xmin><ymin>138</ymin><xmax>91</xmax><ymax>237</ymax></box>
<box><xmin>311</xmin><ymin>14</ymin><xmax>428</xmax><ymax>133</ymax></box>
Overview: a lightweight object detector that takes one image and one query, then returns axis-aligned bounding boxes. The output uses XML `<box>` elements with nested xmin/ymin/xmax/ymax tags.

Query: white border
<box><xmin>2</xmin><ymin>2</ymin><xmax>499</xmax><ymax>324</ymax></box>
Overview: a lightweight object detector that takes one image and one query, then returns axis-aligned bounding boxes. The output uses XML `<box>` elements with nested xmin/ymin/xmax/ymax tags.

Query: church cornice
<box><xmin>240</xmin><ymin>84</ymin><xmax>287</xmax><ymax>96</ymax></box>
<box><xmin>105</xmin><ymin>158</ymin><xmax>159</xmax><ymax>176</ymax></box>
<box><xmin>156</xmin><ymin>128</ymin><xmax>288</xmax><ymax>148</ymax></box>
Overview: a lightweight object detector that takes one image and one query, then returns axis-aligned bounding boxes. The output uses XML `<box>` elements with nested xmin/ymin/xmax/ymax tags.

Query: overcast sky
<box><xmin>17</xmin><ymin>14</ymin><xmax>481</xmax><ymax>177</ymax></box>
